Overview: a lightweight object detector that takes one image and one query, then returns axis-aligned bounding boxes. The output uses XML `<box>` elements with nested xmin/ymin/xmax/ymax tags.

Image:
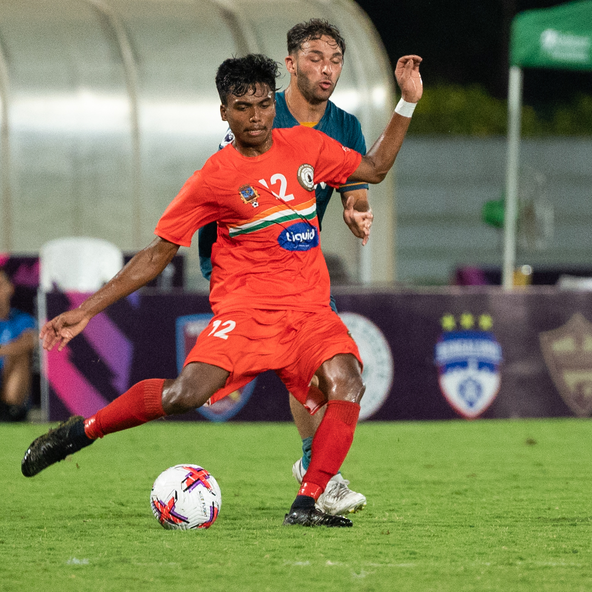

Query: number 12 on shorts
<box><xmin>208</xmin><ymin>319</ymin><xmax>236</xmax><ymax>340</ymax></box>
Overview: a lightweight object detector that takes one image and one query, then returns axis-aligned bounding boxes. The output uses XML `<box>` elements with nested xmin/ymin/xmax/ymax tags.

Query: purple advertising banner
<box><xmin>43</xmin><ymin>287</ymin><xmax>592</xmax><ymax>422</ymax></box>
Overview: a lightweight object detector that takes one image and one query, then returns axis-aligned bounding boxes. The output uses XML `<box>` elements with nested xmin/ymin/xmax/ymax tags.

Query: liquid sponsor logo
<box><xmin>435</xmin><ymin>313</ymin><xmax>502</xmax><ymax>419</ymax></box>
<box><xmin>278</xmin><ymin>222</ymin><xmax>319</xmax><ymax>251</ymax></box>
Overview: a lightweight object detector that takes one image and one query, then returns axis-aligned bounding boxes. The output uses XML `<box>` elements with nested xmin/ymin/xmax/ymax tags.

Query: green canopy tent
<box><xmin>503</xmin><ymin>0</ymin><xmax>592</xmax><ymax>288</ymax></box>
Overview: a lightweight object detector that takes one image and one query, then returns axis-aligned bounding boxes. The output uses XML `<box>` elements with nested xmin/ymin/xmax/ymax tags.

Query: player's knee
<box><xmin>346</xmin><ymin>374</ymin><xmax>365</xmax><ymax>405</ymax></box>
<box><xmin>161</xmin><ymin>363</ymin><xmax>229</xmax><ymax>415</ymax></box>
<box><xmin>317</xmin><ymin>354</ymin><xmax>365</xmax><ymax>404</ymax></box>
<box><xmin>162</xmin><ymin>381</ymin><xmax>211</xmax><ymax>414</ymax></box>
<box><xmin>326</xmin><ymin>371</ymin><xmax>365</xmax><ymax>405</ymax></box>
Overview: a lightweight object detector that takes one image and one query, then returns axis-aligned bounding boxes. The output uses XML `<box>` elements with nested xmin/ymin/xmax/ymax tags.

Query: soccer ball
<box><xmin>150</xmin><ymin>464</ymin><xmax>222</xmax><ymax>530</ymax></box>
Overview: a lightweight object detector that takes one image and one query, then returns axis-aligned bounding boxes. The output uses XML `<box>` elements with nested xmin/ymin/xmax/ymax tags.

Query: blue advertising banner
<box><xmin>43</xmin><ymin>287</ymin><xmax>592</xmax><ymax>422</ymax></box>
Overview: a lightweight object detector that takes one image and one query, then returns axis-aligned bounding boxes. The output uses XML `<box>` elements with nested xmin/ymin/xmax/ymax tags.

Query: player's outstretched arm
<box><xmin>40</xmin><ymin>237</ymin><xmax>180</xmax><ymax>352</ymax></box>
<box><xmin>348</xmin><ymin>55</ymin><xmax>423</xmax><ymax>185</ymax></box>
<box><xmin>341</xmin><ymin>189</ymin><xmax>373</xmax><ymax>246</ymax></box>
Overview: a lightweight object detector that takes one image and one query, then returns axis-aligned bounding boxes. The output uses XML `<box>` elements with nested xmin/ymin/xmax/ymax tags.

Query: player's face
<box><xmin>286</xmin><ymin>35</ymin><xmax>343</xmax><ymax>105</ymax></box>
<box><xmin>220</xmin><ymin>84</ymin><xmax>276</xmax><ymax>155</ymax></box>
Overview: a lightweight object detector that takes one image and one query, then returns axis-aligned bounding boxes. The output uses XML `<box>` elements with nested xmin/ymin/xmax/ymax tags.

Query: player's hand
<box><xmin>343</xmin><ymin>193</ymin><xmax>373</xmax><ymax>246</ymax></box>
<box><xmin>395</xmin><ymin>55</ymin><xmax>423</xmax><ymax>104</ymax></box>
<box><xmin>40</xmin><ymin>309</ymin><xmax>92</xmax><ymax>352</ymax></box>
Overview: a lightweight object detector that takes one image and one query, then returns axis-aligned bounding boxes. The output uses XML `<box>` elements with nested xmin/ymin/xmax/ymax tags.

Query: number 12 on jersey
<box><xmin>208</xmin><ymin>320</ymin><xmax>236</xmax><ymax>340</ymax></box>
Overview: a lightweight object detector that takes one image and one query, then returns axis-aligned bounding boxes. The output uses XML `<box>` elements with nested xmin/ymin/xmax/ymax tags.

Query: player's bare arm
<box><xmin>341</xmin><ymin>189</ymin><xmax>373</xmax><ymax>246</ymax></box>
<box><xmin>348</xmin><ymin>55</ymin><xmax>423</xmax><ymax>184</ymax></box>
<box><xmin>40</xmin><ymin>237</ymin><xmax>179</xmax><ymax>352</ymax></box>
<box><xmin>0</xmin><ymin>330</ymin><xmax>36</xmax><ymax>357</ymax></box>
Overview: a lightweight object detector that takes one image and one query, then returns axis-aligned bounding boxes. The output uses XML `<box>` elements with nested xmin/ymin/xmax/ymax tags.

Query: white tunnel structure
<box><xmin>0</xmin><ymin>0</ymin><xmax>397</xmax><ymax>287</ymax></box>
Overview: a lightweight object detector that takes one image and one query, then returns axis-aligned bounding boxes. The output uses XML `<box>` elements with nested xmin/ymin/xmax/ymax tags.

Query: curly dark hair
<box><xmin>286</xmin><ymin>19</ymin><xmax>346</xmax><ymax>57</ymax></box>
<box><xmin>215</xmin><ymin>54</ymin><xmax>281</xmax><ymax>105</ymax></box>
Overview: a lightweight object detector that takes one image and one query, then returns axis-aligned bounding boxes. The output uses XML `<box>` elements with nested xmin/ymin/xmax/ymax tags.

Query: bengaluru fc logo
<box><xmin>539</xmin><ymin>313</ymin><xmax>592</xmax><ymax>417</ymax></box>
<box><xmin>435</xmin><ymin>313</ymin><xmax>502</xmax><ymax>419</ymax></box>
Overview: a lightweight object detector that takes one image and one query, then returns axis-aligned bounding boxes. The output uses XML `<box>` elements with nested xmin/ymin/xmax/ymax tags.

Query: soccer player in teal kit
<box><xmin>199</xmin><ymin>20</ymin><xmax>371</xmax><ymax>515</ymax></box>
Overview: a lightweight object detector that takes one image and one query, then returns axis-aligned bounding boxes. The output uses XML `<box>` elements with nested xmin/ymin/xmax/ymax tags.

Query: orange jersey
<box><xmin>155</xmin><ymin>127</ymin><xmax>362</xmax><ymax>314</ymax></box>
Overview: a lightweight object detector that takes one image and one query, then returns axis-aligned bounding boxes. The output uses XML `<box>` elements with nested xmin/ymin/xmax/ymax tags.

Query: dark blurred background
<box><xmin>357</xmin><ymin>0</ymin><xmax>590</xmax><ymax>114</ymax></box>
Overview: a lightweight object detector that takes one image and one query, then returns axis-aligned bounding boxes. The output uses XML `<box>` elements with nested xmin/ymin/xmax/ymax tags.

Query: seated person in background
<box><xmin>0</xmin><ymin>266</ymin><xmax>36</xmax><ymax>422</ymax></box>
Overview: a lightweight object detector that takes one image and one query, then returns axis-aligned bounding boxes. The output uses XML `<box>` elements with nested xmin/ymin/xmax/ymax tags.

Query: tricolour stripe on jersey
<box><xmin>229</xmin><ymin>198</ymin><xmax>317</xmax><ymax>237</ymax></box>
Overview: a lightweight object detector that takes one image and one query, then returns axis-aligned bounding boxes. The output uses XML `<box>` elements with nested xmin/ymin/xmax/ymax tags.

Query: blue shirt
<box><xmin>0</xmin><ymin>308</ymin><xmax>36</xmax><ymax>371</ymax></box>
<box><xmin>198</xmin><ymin>90</ymin><xmax>368</xmax><ymax>280</ymax></box>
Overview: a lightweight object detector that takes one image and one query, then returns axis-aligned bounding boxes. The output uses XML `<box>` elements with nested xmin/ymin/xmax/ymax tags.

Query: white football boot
<box><xmin>292</xmin><ymin>459</ymin><xmax>367</xmax><ymax>515</ymax></box>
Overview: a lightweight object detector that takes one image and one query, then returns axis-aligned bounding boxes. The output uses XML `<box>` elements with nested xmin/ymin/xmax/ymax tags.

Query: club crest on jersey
<box><xmin>278</xmin><ymin>222</ymin><xmax>319</xmax><ymax>251</ymax></box>
<box><xmin>297</xmin><ymin>164</ymin><xmax>315</xmax><ymax>191</ymax></box>
<box><xmin>239</xmin><ymin>185</ymin><xmax>259</xmax><ymax>208</ymax></box>
<box><xmin>434</xmin><ymin>313</ymin><xmax>502</xmax><ymax>419</ymax></box>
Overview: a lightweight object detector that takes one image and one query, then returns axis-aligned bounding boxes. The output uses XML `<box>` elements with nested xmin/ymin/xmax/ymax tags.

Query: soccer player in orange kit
<box><xmin>22</xmin><ymin>52</ymin><xmax>422</xmax><ymax>527</ymax></box>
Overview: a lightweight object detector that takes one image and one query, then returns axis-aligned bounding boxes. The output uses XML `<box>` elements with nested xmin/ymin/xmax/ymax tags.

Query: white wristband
<box><xmin>395</xmin><ymin>98</ymin><xmax>417</xmax><ymax>118</ymax></box>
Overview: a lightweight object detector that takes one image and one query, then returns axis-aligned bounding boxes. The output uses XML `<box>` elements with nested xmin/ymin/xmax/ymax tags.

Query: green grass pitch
<box><xmin>2</xmin><ymin>418</ymin><xmax>591</xmax><ymax>591</ymax></box>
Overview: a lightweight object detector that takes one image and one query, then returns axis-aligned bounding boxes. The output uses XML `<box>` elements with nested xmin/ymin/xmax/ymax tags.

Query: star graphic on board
<box><xmin>479</xmin><ymin>314</ymin><xmax>493</xmax><ymax>331</ymax></box>
<box><xmin>441</xmin><ymin>314</ymin><xmax>456</xmax><ymax>331</ymax></box>
<box><xmin>460</xmin><ymin>313</ymin><xmax>475</xmax><ymax>330</ymax></box>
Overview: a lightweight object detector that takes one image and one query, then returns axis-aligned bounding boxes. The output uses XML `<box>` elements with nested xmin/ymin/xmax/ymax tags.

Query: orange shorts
<box><xmin>184</xmin><ymin>308</ymin><xmax>362</xmax><ymax>413</ymax></box>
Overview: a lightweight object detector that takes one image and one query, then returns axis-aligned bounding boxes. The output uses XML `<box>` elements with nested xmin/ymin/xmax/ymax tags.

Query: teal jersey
<box><xmin>272</xmin><ymin>91</ymin><xmax>368</xmax><ymax>223</ymax></box>
<box><xmin>198</xmin><ymin>90</ymin><xmax>368</xmax><ymax>280</ymax></box>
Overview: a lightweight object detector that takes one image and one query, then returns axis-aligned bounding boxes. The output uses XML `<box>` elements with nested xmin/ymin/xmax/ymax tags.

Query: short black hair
<box><xmin>287</xmin><ymin>19</ymin><xmax>346</xmax><ymax>57</ymax></box>
<box><xmin>216</xmin><ymin>54</ymin><xmax>281</xmax><ymax>106</ymax></box>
